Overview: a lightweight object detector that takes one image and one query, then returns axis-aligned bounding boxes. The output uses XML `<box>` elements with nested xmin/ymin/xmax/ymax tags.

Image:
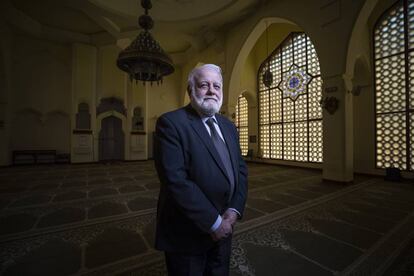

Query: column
<box><xmin>321</xmin><ymin>74</ymin><xmax>354</xmax><ymax>182</ymax></box>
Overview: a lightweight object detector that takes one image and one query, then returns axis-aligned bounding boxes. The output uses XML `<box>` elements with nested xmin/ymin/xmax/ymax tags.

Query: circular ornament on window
<box><xmin>279</xmin><ymin>65</ymin><xmax>311</xmax><ymax>101</ymax></box>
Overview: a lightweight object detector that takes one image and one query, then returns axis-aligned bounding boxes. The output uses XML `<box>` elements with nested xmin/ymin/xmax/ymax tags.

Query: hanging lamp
<box><xmin>117</xmin><ymin>0</ymin><xmax>174</xmax><ymax>85</ymax></box>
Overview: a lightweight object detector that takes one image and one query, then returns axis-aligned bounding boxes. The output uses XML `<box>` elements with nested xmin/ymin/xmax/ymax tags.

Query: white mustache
<box><xmin>203</xmin><ymin>97</ymin><xmax>218</xmax><ymax>101</ymax></box>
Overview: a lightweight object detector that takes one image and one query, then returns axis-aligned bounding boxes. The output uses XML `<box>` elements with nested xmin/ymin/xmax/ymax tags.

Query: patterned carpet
<box><xmin>0</xmin><ymin>161</ymin><xmax>413</xmax><ymax>275</ymax></box>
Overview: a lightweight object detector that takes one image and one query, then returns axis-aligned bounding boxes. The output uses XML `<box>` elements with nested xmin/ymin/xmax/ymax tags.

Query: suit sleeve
<box><xmin>154</xmin><ymin>115</ymin><xmax>219</xmax><ymax>233</ymax></box>
<box><xmin>229</xmin><ymin>123</ymin><xmax>248</xmax><ymax>218</ymax></box>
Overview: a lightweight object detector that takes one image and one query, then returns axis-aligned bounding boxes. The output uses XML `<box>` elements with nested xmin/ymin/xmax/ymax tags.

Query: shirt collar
<box><xmin>201</xmin><ymin>114</ymin><xmax>217</xmax><ymax>124</ymax></box>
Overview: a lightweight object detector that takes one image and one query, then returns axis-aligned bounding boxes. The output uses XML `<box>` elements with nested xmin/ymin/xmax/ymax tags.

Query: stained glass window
<box><xmin>235</xmin><ymin>94</ymin><xmax>248</xmax><ymax>156</ymax></box>
<box><xmin>374</xmin><ymin>0</ymin><xmax>414</xmax><ymax>171</ymax></box>
<box><xmin>258</xmin><ymin>32</ymin><xmax>323</xmax><ymax>162</ymax></box>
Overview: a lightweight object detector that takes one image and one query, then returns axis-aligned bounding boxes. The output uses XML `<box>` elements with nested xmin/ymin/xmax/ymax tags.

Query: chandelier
<box><xmin>117</xmin><ymin>0</ymin><xmax>174</xmax><ymax>85</ymax></box>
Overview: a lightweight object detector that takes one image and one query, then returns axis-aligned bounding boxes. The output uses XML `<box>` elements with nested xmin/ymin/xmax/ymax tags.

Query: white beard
<box><xmin>190</xmin><ymin>93</ymin><xmax>222</xmax><ymax>117</ymax></box>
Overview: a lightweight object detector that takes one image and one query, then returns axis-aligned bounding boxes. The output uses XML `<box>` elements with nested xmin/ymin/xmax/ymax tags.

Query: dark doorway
<box><xmin>99</xmin><ymin>116</ymin><xmax>124</xmax><ymax>161</ymax></box>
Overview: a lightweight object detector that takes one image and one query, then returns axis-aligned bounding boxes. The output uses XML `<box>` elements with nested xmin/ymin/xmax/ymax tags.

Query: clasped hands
<box><xmin>211</xmin><ymin>209</ymin><xmax>238</xmax><ymax>241</ymax></box>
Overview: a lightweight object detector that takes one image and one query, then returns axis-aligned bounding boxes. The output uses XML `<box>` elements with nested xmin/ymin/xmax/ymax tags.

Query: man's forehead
<box><xmin>194</xmin><ymin>70</ymin><xmax>222</xmax><ymax>82</ymax></box>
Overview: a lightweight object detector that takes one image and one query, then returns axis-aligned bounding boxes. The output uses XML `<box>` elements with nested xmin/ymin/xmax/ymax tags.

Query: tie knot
<box><xmin>206</xmin><ymin>117</ymin><xmax>215</xmax><ymax>127</ymax></box>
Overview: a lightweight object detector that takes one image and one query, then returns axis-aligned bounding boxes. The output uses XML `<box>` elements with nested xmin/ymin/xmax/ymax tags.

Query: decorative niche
<box><xmin>75</xmin><ymin>103</ymin><xmax>91</xmax><ymax>130</ymax></box>
<box><xmin>132</xmin><ymin>106</ymin><xmax>144</xmax><ymax>131</ymax></box>
<box><xmin>97</xmin><ymin>97</ymin><xmax>126</xmax><ymax>116</ymax></box>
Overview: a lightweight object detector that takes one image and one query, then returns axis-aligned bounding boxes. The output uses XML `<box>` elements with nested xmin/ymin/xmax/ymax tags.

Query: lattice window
<box><xmin>235</xmin><ymin>94</ymin><xmax>248</xmax><ymax>156</ymax></box>
<box><xmin>374</xmin><ymin>0</ymin><xmax>414</xmax><ymax>171</ymax></box>
<box><xmin>258</xmin><ymin>32</ymin><xmax>323</xmax><ymax>162</ymax></box>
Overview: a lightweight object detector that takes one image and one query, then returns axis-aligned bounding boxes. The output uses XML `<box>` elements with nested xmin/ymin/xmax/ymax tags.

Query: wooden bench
<box><xmin>13</xmin><ymin>150</ymin><xmax>57</xmax><ymax>165</ymax></box>
<box><xmin>55</xmin><ymin>153</ymin><xmax>70</xmax><ymax>164</ymax></box>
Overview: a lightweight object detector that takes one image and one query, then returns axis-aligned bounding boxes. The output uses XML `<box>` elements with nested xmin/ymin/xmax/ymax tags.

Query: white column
<box><xmin>124</xmin><ymin>74</ymin><xmax>132</xmax><ymax>160</ymax></box>
<box><xmin>322</xmin><ymin>75</ymin><xmax>354</xmax><ymax>182</ymax></box>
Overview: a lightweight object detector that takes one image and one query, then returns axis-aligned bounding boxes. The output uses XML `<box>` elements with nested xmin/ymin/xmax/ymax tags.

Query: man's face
<box><xmin>190</xmin><ymin>68</ymin><xmax>223</xmax><ymax>116</ymax></box>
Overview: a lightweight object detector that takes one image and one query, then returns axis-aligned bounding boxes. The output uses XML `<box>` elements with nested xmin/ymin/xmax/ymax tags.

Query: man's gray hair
<box><xmin>187</xmin><ymin>64</ymin><xmax>223</xmax><ymax>95</ymax></box>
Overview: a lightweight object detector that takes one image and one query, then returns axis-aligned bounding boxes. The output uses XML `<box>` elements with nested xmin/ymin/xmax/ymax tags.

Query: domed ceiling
<box><xmin>90</xmin><ymin>0</ymin><xmax>236</xmax><ymax>21</ymax></box>
<box><xmin>7</xmin><ymin>0</ymin><xmax>266</xmax><ymax>63</ymax></box>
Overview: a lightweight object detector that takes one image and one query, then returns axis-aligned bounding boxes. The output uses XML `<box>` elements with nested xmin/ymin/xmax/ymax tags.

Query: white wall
<box><xmin>10</xmin><ymin>34</ymin><xmax>72</xmax><ymax>154</ymax></box>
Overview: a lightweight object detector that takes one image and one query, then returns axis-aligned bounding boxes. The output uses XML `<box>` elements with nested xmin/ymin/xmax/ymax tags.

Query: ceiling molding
<box><xmin>3</xmin><ymin>0</ymin><xmax>264</xmax><ymax>58</ymax></box>
<box><xmin>4</xmin><ymin>0</ymin><xmax>91</xmax><ymax>44</ymax></box>
<box><xmin>80</xmin><ymin>1</ymin><xmax>122</xmax><ymax>39</ymax></box>
<box><xmin>2</xmin><ymin>0</ymin><xmax>42</xmax><ymax>37</ymax></box>
<box><xmin>42</xmin><ymin>25</ymin><xmax>91</xmax><ymax>44</ymax></box>
<box><xmin>90</xmin><ymin>32</ymin><xmax>116</xmax><ymax>46</ymax></box>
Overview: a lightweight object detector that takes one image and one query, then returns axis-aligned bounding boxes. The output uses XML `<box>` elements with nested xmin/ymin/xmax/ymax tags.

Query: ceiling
<box><xmin>7</xmin><ymin>0</ymin><xmax>267</xmax><ymax>56</ymax></box>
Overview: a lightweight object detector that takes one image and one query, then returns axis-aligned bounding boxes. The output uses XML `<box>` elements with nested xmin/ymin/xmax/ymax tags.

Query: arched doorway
<box><xmin>99</xmin><ymin>116</ymin><xmax>125</xmax><ymax>161</ymax></box>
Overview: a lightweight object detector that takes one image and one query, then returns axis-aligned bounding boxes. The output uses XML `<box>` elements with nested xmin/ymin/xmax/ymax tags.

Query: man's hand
<box><xmin>223</xmin><ymin>209</ymin><xmax>238</xmax><ymax>226</ymax></box>
<box><xmin>211</xmin><ymin>219</ymin><xmax>232</xmax><ymax>241</ymax></box>
<box><xmin>211</xmin><ymin>209</ymin><xmax>240</xmax><ymax>241</ymax></box>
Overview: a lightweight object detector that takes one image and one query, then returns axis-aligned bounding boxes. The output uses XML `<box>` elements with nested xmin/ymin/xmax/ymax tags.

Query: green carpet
<box><xmin>0</xmin><ymin>161</ymin><xmax>412</xmax><ymax>275</ymax></box>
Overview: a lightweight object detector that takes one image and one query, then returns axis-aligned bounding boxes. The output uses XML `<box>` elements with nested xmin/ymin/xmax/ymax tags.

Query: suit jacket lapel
<box><xmin>186</xmin><ymin>105</ymin><xmax>230</xmax><ymax>182</ymax></box>
<box><xmin>217</xmin><ymin>116</ymin><xmax>239</xmax><ymax>187</ymax></box>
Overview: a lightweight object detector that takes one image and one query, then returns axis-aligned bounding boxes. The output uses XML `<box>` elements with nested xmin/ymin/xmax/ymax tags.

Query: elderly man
<box><xmin>154</xmin><ymin>64</ymin><xmax>248</xmax><ymax>275</ymax></box>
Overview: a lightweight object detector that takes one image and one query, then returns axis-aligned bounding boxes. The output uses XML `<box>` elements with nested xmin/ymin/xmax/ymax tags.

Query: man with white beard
<box><xmin>154</xmin><ymin>64</ymin><xmax>248</xmax><ymax>276</ymax></box>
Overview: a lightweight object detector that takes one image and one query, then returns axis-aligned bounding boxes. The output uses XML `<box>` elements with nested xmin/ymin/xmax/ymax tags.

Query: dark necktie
<box><xmin>206</xmin><ymin>118</ymin><xmax>235</xmax><ymax>201</ymax></box>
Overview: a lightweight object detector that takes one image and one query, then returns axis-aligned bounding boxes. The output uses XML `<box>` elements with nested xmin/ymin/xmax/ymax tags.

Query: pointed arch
<box><xmin>373</xmin><ymin>0</ymin><xmax>414</xmax><ymax>171</ymax></box>
<box><xmin>227</xmin><ymin>17</ymin><xmax>298</xmax><ymax>108</ymax></box>
<box><xmin>257</xmin><ymin>32</ymin><xmax>323</xmax><ymax>162</ymax></box>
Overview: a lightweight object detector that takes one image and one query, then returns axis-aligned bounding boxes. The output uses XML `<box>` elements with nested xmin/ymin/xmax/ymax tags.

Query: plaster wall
<box><xmin>71</xmin><ymin>43</ymin><xmax>97</xmax><ymax>163</ymax></box>
<box><xmin>146</xmin><ymin>68</ymin><xmax>183</xmax><ymax>158</ymax></box>
<box><xmin>10</xmin><ymin>34</ymin><xmax>72</xmax><ymax>154</ymax></box>
<box><xmin>97</xmin><ymin>45</ymin><xmax>125</xmax><ymax>101</ymax></box>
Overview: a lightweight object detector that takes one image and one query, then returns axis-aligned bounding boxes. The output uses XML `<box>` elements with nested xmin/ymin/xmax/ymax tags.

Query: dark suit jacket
<box><xmin>154</xmin><ymin>104</ymin><xmax>248</xmax><ymax>253</ymax></box>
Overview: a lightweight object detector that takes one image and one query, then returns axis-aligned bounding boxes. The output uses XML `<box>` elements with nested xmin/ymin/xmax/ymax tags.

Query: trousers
<box><xmin>165</xmin><ymin>236</ymin><xmax>232</xmax><ymax>276</ymax></box>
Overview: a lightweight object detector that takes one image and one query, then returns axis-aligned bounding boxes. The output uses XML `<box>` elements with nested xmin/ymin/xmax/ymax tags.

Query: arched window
<box><xmin>235</xmin><ymin>94</ymin><xmax>248</xmax><ymax>156</ymax></box>
<box><xmin>258</xmin><ymin>32</ymin><xmax>323</xmax><ymax>162</ymax></box>
<box><xmin>374</xmin><ymin>0</ymin><xmax>414</xmax><ymax>171</ymax></box>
